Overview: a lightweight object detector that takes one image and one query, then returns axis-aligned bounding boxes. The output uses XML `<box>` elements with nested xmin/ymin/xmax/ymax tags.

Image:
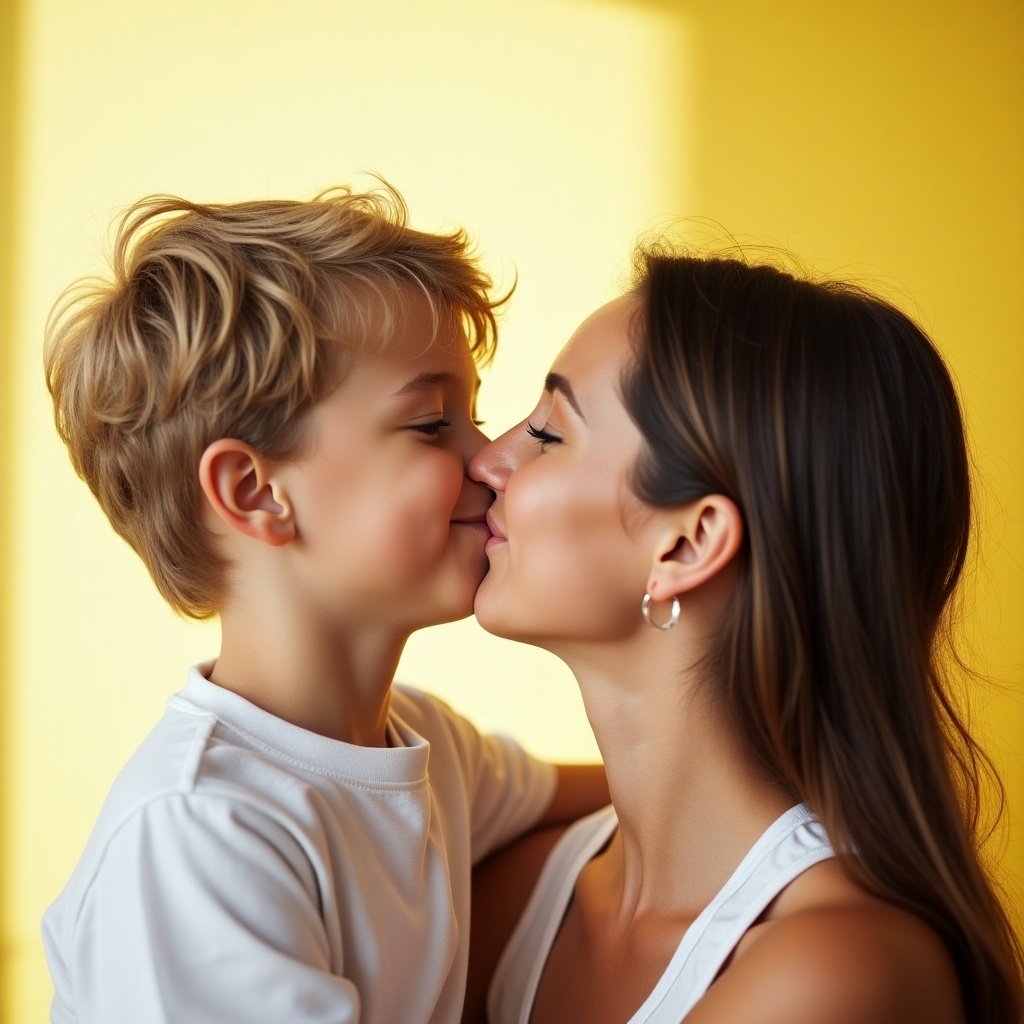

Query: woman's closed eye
<box><xmin>526</xmin><ymin>420</ymin><xmax>562</xmax><ymax>447</ymax></box>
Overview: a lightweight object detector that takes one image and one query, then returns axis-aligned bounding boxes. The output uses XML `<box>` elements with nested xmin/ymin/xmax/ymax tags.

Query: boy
<box><xmin>42</xmin><ymin>185</ymin><xmax>606</xmax><ymax>1023</ymax></box>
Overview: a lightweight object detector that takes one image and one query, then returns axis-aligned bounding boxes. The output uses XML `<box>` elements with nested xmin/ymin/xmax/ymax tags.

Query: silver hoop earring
<box><xmin>642</xmin><ymin>592</ymin><xmax>680</xmax><ymax>631</ymax></box>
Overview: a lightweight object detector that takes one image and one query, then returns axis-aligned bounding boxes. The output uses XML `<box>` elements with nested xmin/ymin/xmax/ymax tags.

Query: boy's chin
<box><xmin>421</xmin><ymin>578</ymin><xmax>482</xmax><ymax>628</ymax></box>
<box><xmin>429</xmin><ymin>605</ymin><xmax>474</xmax><ymax>627</ymax></box>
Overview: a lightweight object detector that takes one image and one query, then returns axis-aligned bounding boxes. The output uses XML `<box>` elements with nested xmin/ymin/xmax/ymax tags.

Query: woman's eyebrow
<box><xmin>545</xmin><ymin>372</ymin><xmax>586</xmax><ymax>421</ymax></box>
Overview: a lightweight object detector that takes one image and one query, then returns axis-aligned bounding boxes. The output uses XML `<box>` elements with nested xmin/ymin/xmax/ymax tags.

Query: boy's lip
<box><xmin>450</xmin><ymin>512</ymin><xmax>489</xmax><ymax>525</ymax></box>
<box><xmin>450</xmin><ymin>511</ymin><xmax>492</xmax><ymax>540</ymax></box>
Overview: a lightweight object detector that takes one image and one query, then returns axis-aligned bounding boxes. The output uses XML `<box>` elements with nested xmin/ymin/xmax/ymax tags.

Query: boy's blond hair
<box><xmin>45</xmin><ymin>184</ymin><xmax>501</xmax><ymax>619</ymax></box>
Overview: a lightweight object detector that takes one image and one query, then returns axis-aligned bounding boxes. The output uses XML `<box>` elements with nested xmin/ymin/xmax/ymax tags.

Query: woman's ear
<box><xmin>646</xmin><ymin>495</ymin><xmax>743</xmax><ymax>601</ymax></box>
<box><xmin>198</xmin><ymin>439</ymin><xmax>295</xmax><ymax>547</ymax></box>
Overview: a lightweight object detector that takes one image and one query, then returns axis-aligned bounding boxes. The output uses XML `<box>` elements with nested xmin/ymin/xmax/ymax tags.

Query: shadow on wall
<box><xmin>601</xmin><ymin>0</ymin><xmax>1024</xmax><ymax>934</ymax></box>
<box><xmin>692</xmin><ymin>2</ymin><xmax>1024</xmax><ymax>940</ymax></box>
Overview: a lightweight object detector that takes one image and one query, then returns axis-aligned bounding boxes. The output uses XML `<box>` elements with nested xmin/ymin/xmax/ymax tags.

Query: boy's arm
<box><xmin>465</xmin><ymin>822</ymin><xmax>571</xmax><ymax>1024</ymax></box>
<box><xmin>536</xmin><ymin>762</ymin><xmax>609</xmax><ymax>826</ymax></box>
<box><xmin>416</xmin><ymin>688</ymin><xmax>606</xmax><ymax>862</ymax></box>
<box><xmin>463</xmin><ymin>764</ymin><xmax>608</xmax><ymax>1023</ymax></box>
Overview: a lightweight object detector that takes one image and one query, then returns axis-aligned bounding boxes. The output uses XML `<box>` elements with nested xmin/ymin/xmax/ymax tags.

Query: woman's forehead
<box><xmin>552</xmin><ymin>294</ymin><xmax>639</xmax><ymax>384</ymax></box>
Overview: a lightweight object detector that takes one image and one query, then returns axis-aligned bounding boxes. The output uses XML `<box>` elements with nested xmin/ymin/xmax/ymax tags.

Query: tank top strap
<box><xmin>487</xmin><ymin>804</ymin><xmax>834</xmax><ymax>1024</ymax></box>
<box><xmin>636</xmin><ymin>804</ymin><xmax>834</xmax><ymax>1022</ymax></box>
<box><xmin>488</xmin><ymin>805</ymin><xmax>618</xmax><ymax>1024</ymax></box>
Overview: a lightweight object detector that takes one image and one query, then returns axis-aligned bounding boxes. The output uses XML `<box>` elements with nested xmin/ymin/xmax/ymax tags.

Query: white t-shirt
<box><xmin>488</xmin><ymin>804</ymin><xmax>833</xmax><ymax>1023</ymax></box>
<box><xmin>43</xmin><ymin>665</ymin><xmax>557</xmax><ymax>1024</ymax></box>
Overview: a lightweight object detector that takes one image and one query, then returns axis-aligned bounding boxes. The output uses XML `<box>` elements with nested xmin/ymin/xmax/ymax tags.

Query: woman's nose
<box><xmin>467</xmin><ymin>421</ymin><xmax>524</xmax><ymax>492</ymax></box>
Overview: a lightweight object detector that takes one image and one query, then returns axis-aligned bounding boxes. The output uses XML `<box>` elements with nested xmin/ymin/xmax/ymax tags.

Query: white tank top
<box><xmin>487</xmin><ymin>803</ymin><xmax>834</xmax><ymax>1023</ymax></box>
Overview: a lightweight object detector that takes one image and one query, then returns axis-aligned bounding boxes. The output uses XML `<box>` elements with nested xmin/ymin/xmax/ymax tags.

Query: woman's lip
<box><xmin>485</xmin><ymin>511</ymin><xmax>506</xmax><ymax>542</ymax></box>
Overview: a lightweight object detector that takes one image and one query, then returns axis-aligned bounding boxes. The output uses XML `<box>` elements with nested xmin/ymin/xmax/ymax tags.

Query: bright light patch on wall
<box><xmin>7</xmin><ymin>1</ymin><xmax>691</xmax><ymax>1016</ymax></box>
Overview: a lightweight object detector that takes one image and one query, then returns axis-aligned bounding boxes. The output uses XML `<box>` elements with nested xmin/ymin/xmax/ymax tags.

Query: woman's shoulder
<box><xmin>686</xmin><ymin>858</ymin><xmax>963</xmax><ymax>1024</ymax></box>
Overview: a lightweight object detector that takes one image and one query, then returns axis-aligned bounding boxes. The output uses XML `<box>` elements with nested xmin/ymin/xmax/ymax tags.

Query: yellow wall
<box><xmin>1</xmin><ymin>0</ymin><xmax>21</xmax><ymax>1014</ymax></box>
<box><xmin>3</xmin><ymin>1</ymin><xmax>1021</xmax><ymax>1018</ymax></box>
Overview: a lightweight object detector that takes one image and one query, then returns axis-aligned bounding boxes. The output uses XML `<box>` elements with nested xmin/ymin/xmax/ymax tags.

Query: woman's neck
<box><xmin>562</xmin><ymin>639</ymin><xmax>793</xmax><ymax>925</ymax></box>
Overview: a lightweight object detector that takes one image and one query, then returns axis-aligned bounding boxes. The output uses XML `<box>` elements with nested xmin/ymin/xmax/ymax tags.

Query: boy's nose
<box><xmin>467</xmin><ymin>422</ymin><xmax>521</xmax><ymax>492</ymax></box>
<box><xmin>459</xmin><ymin>419</ymin><xmax>491</xmax><ymax>466</ymax></box>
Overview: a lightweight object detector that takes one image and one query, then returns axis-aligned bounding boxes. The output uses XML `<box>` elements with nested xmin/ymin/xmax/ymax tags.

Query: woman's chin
<box><xmin>472</xmin><ymin>572</ymin><xmax>553</xmax><ymax>643</ymax></box>
<box><xmin>471</xmin><ymin>602</ymin><xmax>504</xmax><ymax>638</ymax></box>
<box><xmin>471</xmin><ymin>587</ymin><xmax>516</xmax><ymax>640</ymax></box>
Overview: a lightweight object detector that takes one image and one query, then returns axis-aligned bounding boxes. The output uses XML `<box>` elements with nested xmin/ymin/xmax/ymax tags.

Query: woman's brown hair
<box><xmin>623</xmin><ymin>249</ymin><xmax>1023</xmax><ymax>1022</ymax></box>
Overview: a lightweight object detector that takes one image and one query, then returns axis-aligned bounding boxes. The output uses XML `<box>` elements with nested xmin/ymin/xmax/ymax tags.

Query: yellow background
<box><xmin>2</xmin><ymin>1</ymin><xmax>1021</xmax><ymax>1018</ymax></box>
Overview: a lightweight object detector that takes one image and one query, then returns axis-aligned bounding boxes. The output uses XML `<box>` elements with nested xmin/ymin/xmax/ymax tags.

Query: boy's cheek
<box><xmin>412</xmin><ymin>453</ymin><xmax>467</xmax><ymax>511</ymax></box>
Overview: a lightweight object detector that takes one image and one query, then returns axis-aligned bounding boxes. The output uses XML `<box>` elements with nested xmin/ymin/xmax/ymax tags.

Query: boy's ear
<box><xmin>646</xmin><ymin>495</ymin><xmax>743</xmax><ymax>602</ymax></box>
<box><xmin>198</xmin><ymin>439</ymin><xmax>295</xmax><ymax>547</ymax></box>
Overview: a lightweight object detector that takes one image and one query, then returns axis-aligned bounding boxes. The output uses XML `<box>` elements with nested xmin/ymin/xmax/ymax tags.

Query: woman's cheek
<box><xmin>506</xmin><ymin>465</ymin><xmax>563</xmax><ymax>535</ymax></box>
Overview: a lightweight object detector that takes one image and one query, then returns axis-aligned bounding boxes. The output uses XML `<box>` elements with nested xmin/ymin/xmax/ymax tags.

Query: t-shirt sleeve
<box><xmin>56</xmin><ymin>793</ymin><xmax>361</xmax><ymax>1024</ymax></box>
<box><xmin>464</xmin><ymin>727</ymin><xmax>557</xmax><ymax>861</ymax></box>
<box><xmin>396</xmin><ymin>688</ymin><xmax>557</xmax><ymax>864</ymax></box>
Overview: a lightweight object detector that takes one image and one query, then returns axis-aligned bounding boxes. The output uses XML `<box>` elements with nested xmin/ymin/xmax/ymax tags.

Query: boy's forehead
<box><xmin>326</xmin><ymin>284</ymin><xmax>480</xmax><ymax>398</ymax></box>
<box><xmin>364</xmin><ymin>287</ymin><xmax>469</xmax><ymax>357</ymax></box>
<box><xmin>365</xmin><ymin>322</ymin><xmax>474</xmax><ymax>368</ymax></box>
<box><xmin>344</xmin><ymin>323</ymin><xmax>479</xmax><ymax>397</ymax></box>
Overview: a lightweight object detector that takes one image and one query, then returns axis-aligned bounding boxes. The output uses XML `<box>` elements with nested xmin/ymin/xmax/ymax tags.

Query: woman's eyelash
<box><xmin>412</xmin><ymin>419</ymin><xmax>451</xmax><ymax>436</ymax></box>
<box><xmin>526</xmin><ymin>421</ymin><xmax>561</xmax><ymax>445</ymax></box>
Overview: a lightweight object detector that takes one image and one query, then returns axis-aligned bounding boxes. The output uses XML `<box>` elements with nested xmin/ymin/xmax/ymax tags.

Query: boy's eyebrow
<box><xmin>545</xmin><ymin>372</ymin><xmax>585</xmax><ymax>421</ymax></box>
<box><xmin>393</xmin><ymin>371</ymin><xmax>481</xmax><ymax>397</ymax></box>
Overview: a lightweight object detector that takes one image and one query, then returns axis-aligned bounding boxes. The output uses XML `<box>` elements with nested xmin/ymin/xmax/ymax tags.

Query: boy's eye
<box><xmin>411</xmin><ymin>419</ymin><xmax>451</xmax><ymax>437</ymax></box>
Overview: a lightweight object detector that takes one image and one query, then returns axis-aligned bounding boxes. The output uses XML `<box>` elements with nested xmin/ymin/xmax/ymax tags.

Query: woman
<box><xmin>468</xmin><ymin>250</ymin><xmax>1023</xmax><ymax>1022</ymax></box>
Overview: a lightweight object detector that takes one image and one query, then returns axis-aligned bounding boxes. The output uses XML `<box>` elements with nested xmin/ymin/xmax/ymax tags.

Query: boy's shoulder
<box><xmin>389</xmin><ymin>683</ymin><xmax>502</xmax><ymax>771</ymax></box>
<box><xmin>92</xmin><ymin>672</ymin><xmax>304</xmax><ymax>816</ymax></box>
<box><xmin>57</xmin><ymin>683</ymin><xmax>280</xmax><ymax>875</ymax></box>
<box><xmin>69</xmin><ymin>677</ymin><xmax>484</xmax><ymax>879</ymax></box>
<box><xmin>48</xmin><ymin>668</ymin><xmax>351</xmax><ymax>947</ymax></box>
<box><xmin>85</xmin><ymin>679</ymin><xmax>478</xmax><ymax>844</ymax></box>
<box><xmin>55</xmin><ymin>670</ymin><xmax>320</xmax><ymax>896</ymax></box>
<box><xmin>88</xmin><ymin>689</ymin><xmax>223</xmax><ymax>838</ymax></box>
<box><xmin>389</xmin><ymin>682</ymin><xmax>465</xmax><ymax>738</ymax></box>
